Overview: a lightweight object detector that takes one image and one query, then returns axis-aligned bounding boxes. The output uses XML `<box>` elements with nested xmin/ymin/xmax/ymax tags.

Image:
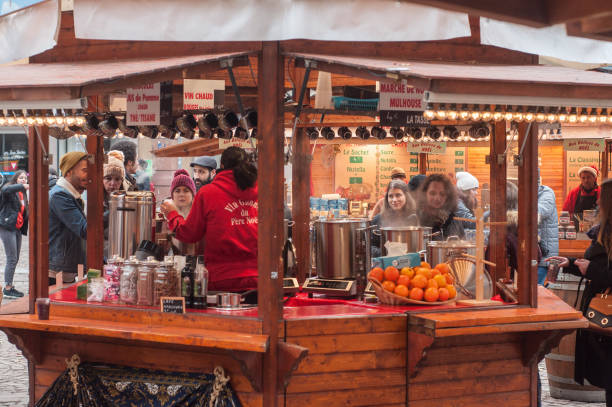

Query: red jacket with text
<box><xmin>166</xmin><ymin>170</ymin><xmax>258</xmax><ymax>285</ymax></box>
<box><xmin>562</xmin><ymin>185</ymin><xmax>600</xmax><ymax>214</ymax></box>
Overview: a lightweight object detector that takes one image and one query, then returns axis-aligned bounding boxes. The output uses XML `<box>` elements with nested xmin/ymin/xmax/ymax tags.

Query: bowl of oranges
<box><xmin>367</xmin><ymin>262</ymin><xmax>457</xmax><ymax>305</ymax></box>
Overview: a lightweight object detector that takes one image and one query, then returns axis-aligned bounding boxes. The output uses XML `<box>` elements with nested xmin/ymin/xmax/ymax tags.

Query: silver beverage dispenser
<box><xmin>109</xmin><ymin>191</ymin><xmax>155</xmax><ymax>259</ymax></box>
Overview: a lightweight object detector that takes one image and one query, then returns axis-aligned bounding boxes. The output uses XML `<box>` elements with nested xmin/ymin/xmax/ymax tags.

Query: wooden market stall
<box><xmin>3</xmin><ymin>4</ymin><xmax>612</xmax><ymax>406</ymax></box>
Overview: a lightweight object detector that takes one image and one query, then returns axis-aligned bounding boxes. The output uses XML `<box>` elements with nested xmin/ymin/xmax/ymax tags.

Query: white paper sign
<box><xmin>406</xmin><ymin>141</ymin><xmax>447</xmax><ymax>154</ymax></box>
<box><xmin>219</xmin><ymin>138</ymin><xmax>257</xmax><ymax>150</ymax></box>
<box><xmin>183</xmin><ymin>79</ymin><xmax>225</xmax><ymax>110</ymax></box>
<box><xmin>126</xmin><ymin>83</ymin><xmax>160</xmax><ymax>125</ymax></box>
<box><xmin>379</xmin><ymin>83</ymin><xmax>426</xmax><ymax>111</ymax></box>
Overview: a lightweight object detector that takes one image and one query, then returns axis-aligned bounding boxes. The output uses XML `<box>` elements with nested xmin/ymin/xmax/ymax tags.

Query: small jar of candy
<box><xmin>103</xmin><ymin>256</ymin><xmax>123</xmax><ymax>303</ymax></box>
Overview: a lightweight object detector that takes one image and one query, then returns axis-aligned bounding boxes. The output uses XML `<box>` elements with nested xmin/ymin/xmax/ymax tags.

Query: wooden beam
<box><xmin>566</xmin><ymin>20</ymin><xmax>612</xmax><ymax>43</ymax></box>
<box><xmin>489</xmin><ymin>121</ymin><xmax>507</xmax><ymax>286</ymax></box>
<box><xmin>419</xmin><ymin>153</ymin><xmax>428</xmax><ymax>174</ymax></box>
<box><xmin>28</xmin><ymin>126</ymin><xmax>49</xmax><ymax>313</ymax></box>
<box><xmin>517</xmin><ymin>122</ymin><xmax>539</xmax><ymax>307</ymax></box>
<box><xmin>86</xmin><ymin>135</ymin><xmax>104</xmax><ymax>272</ymax></box>
<box><xmin>257</xmin><ymin>41</ymin><xmax>285</xmax><ymax>407</ymax></box>
<box><xmin>292</xmin><ymin>128</ymin><xmax>311</xmax><ymax>284</ymax></box>
<box><xmin>546</xmin><ymin>0</ymin><xmax>612</xmax><ymax>25</ymax></box>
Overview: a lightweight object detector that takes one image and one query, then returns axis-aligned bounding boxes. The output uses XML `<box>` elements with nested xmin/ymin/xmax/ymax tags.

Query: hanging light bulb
<box><xmin>557</xmin><ymin>107</ymin><xmax>568</xmax><ymax>123</ymax></box>
<box><xmin>481</xmin><ymin>109</ymin><xmax>492</xmax><ymax>122</ymax></box>
<box><xmin>0</xmin><ymin>111</ymin><xmax>6</xmax><ymax>126</ymax></box>
<box><xmin>25</xmin><ymin>110</ymin><xmax>35</xmax><ymax>126</ymax></box>
<box><xmin>44</xmin><ymin>112</ymin><xmax>56</xmax><ymax>126</ymax></box>
<box><xmin>470</xmin><ymin>105</ymin><xmax>482</xmax><ymax>121</ymax></box>
<box><xmin>14</xmin><ymin>111</ymin><xmax>26</xmax><ymax>126</ymax></box>
<box><xmin>513</xmin><ymin>106</ymin><xmax>524</xmax><ymax>122</ymax></box>
<box><xmin>524</xmin><ymin>106</ymin><xmax>536</xmax><ymax>122</ymax></box>
<box><xmin>492</xmin><ymin>105</ymin><xmax>503</xmax><ymax>121</ymax></box>
<box><xmin>34</xmin><ymin>111</ymin><xmax>44</xmax><ymax>126</ymax></box>
<box><xmin>447</xmin><ymin>104</ymin><xmax>459</xmax><ymax>121</ymax></box>
<box><xmin>424</xmin><ymin>103</ymin><xmax>435</xmax><ymax>120</ymax></box>
<box><xmin>568</xmin><ymin>107</ymin><xmax>578</xmax><ymax>123</ymax></box>
<box><xmin>535</xmin><ymin>106</ymin><xmax>546</xmax><ymax>122</ymax></box>
<box><xmin>459</xmin><ymin>104</ymin><xmax>470</xmax><ymax>121</ymax></box>
<box><xmin>600</xmin><ymin>108</ymin><xmax>609</xmax><ymax>124</ymax></box>
<box><xmin>7</xmin><ymin>115</ymin><xmax>16</xmax><ymax>126</ymax></box>
<box><xmin>578</xmin><ymin>108</ymin><xmax>588</xmax><ymax>123</ymax></box>
<box><xmin>504</xmin><ymin>106</ymin><xmax>514</xmax><ymax>122</ymax></box>
<box><xmin>435</xmin><ymin>103</ymin><xmax>447</xmax><ymax>120</ymax></box>
<box><xmin>588</xmin><ymin>108</ymin><xmax>598</xmax><ymax>124</ymax></box>
<box><xmin>546</xmin><ymin>107</ymin><xmax>558</xmax><ymax>123</ymax></box>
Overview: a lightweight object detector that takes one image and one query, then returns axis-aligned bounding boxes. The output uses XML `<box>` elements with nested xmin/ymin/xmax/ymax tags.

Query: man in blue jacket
<box><xmin>48</xmin><ymin>152</ymin><xmax>89</xmax><ymax>285</ymax></box>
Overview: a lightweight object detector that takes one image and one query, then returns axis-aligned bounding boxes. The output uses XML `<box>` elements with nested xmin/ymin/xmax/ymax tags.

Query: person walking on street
<box><xmin>0</xmin><ymin>170</ymin><xmax>29</xmax><ymax>297</ymax></box>
<box><xmin>49</xmin><ymin>152</ymin><xmax>88</xmax><ymax>285</ymax></box>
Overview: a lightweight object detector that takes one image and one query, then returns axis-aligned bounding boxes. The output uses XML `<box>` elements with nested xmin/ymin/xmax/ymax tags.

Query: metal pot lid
<box><xmin>317</xmin><ymin>218</ymin><xmax>369</xmax><ymax>224</ymax></box>
<box><xmin>379</xmin><ymin>226</ymin><xmax>432</xmax><ymax>231</ymax></box>
<box><xmin>427</xmin><ymin>236</ymin><xmax>475</xmax><ymax>248</ymax></box>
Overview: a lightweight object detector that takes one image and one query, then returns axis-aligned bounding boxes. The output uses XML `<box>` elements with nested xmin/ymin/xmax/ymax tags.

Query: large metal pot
<box><xmin>426</xmin><ymin>236</ymin><xmax>475</xmax><ymax>266</ymax></box>
<box><xmin>109</xmin><ymin>191</ymin><xmax>155</xmax><ymax>259</ymax></box>
<box><xmin>379</xmin><ymin>226</ymin><xmax>432</xmax><ymax>255</ymax></box>
<box><xmin>314</xmin><ymin>218</ymin><xmax>370</xmax><ymax>279</ymax></box>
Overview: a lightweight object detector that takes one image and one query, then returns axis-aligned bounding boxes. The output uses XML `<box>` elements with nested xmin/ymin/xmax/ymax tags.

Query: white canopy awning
<box><xmin>72</xmin><ymin>0</ymin><xmax>471</xmax><ymax>42</ymax></box>
<box><xmin>0</xmin><ymin>0</ymin><xmax>60</xmax><ymax>65</ymax></box>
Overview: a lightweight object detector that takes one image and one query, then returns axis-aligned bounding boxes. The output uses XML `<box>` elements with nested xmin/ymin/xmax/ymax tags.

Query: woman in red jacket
<box><xmin>160</xmin><ymin>147</ymin><xmax>258</xmax><ymax>292</ymax></box>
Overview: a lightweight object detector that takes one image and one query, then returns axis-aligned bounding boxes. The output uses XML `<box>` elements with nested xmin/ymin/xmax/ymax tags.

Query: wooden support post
<box><xmin>292</xmin><ymin>127</ymin><xmax>311</xmax><ymax>283</ymax></box>
<box><xmin>86</xmin><ymin>135</ymin><xmax>104</xmax><ymax>272</ymax></box>
<box><xmin>602</xmin><ymin>140</ymin><xmax>610</xmax><ymax>180</ymax></box>
<box><xmin>28</xmin><ymin>126</ymin><xmax>49</xmax><ymax>313</ymax></box>
<box><xmin>517</xmin><ymin>122</ymin><xmax>539</xmax><ymax>307</ymax></box>
<box><xmin>257</xmin><ymin>41</ymin><xmax>284</xmax><ymax>407</ymax></box>
<box><xmin>418</xmin><ymin>153</ymin><xmax>427</xmax><ymax>174</ymax></box>
<box><xmin>490</xmin><ymin>121</ymin><xmax>508</xmax><ymax>285</ymax></box>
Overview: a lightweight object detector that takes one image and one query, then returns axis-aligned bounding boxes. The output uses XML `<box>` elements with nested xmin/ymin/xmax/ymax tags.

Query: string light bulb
<box><xmin>481</xmin><ymin>110</ymin><xmax>492</xmax><ymax>121</ymax></box>
<box><xmin>578</xmin><ymin>108</ymin><xmax>588</xmax><ymax>123</ymax></box>
<box><xmin>447</xmin><ymin>104</ymin><xmax>458</xmax><ymax>121</ymax></box>
<box><xmin>459</xmin><ymin>104</ymin><xmax>470</xmax><ymax>121</ymax></box>
<box><xmin>546</xmin><ymin>107</ymin><xmax>558</xmax><ymax>123</ymax></box>
<box><xmin>588</xmin><ymin>108</ymin><xmax>598</xmax><ymax>124</ymax></box>
<box><xmin>524</xmin><ymin>107</ymin><xmax>535</xmax><ymax>122</ymax></box>
<box><xmin>504</xmin><ymin>106</ymin><xmax>514</xmax><ymax>121</ymax></box>
<box><xmin>601</xmin><ymin>108</ymin><xmax>610</xmax><ymax>124</ymax></box>
<box><xmin>470</xmin><ymin>105</ymin><xmax>482</xmax><ymax>121</ymax></box>
<box><xmin>435</xmin><ymin>103</ymin><xmax>447</xmax><ymax>120</ymax></box>
<box><xmin>557</xmin><ymin>107</ymin><xmax>568</xmax><ymax>123</ymax></box>
<box><xmin>568</xmin><ymin>107</ymin><xmax>578</xmax><ymax>123</ymax></box>
<box><xmin>535</xmin><ymin>106</ymin><xmax>546</xmax><ymax>122</ymax></box>
<box><xmin>492</xmin><ymin>105</ymin><xmax>503</xmax><ymax>121</ymax></box>
<box><xmin>424</xmin><ymin>103</ymin><xmax>435</xmax><ymax>120</ymax></box>
<box><xmin>513</xmin><ymin>106</ymin><xmax>524</xmax><ymax>122</ymax></box>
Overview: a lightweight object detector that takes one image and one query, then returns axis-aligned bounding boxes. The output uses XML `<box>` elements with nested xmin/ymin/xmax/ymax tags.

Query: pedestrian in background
<box><xmin>0</xmin><ymin>170</ymin><xmax>28</xmax><ymax>297</ymax></box>
<box><xmin>110</xmin><ymin>140</ymin><xmax>139</xmax><ymax>191</ymax></box>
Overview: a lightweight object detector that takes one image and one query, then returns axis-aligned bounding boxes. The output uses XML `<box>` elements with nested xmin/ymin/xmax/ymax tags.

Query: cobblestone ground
<box><xmin>0</xmin><ymin>240</ymin><xmax>608</xmax><ymax>406</ymax></box>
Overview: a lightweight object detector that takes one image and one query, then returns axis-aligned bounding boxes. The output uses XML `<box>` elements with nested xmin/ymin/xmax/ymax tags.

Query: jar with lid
<box><xmin>558</xmin><ymin>226</ymin><xmax>566</xmax><ymax>240</ymax></box>
<box><xmin>153</xmin><ymin>256</ymin><xmax>180</xmax><ymax>306</ymax></box>
<box><xmin>103</xmin><ymin>256</ymin><xmax>123</xmax><ymax>303</ymax></box>
<box><xmin>192</xmin><ymin>255</ymin><xmax>208</xmax><ymax>309</ymax></box>
<box><xmin>120</xmin><ymin>256</ymin><xmax>139</xmax><ymax>304</ymax></box>
<box><xmin>559</xmin><ymin>211</ymin><xmax>571</xmax><ymax>225</ymax></box>
<box><xmin>137</xmin><ymin>256</ymin><xmax>157</xmax><ymax>306</ymax></box>
<box><xmin>565</xmin><ymin>224</ymin><xmax>577</xmax><ymax>240</ymax></box>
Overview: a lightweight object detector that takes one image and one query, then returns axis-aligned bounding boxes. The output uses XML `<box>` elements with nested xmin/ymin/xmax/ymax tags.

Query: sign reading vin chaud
<box><xmin>379</xmin><ymin>83</ymin><xmax>427</xmax><ymax>127</ymax></box>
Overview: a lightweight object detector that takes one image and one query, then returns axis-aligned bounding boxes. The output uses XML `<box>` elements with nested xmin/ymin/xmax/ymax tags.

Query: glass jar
<box><xmin>559</xmin><ymin>211</ymin><xmax>571</xmax><ymax>225</ymax></box>
<box><xmin>565</xmin><ymin>225</ymin><xmax>577</xmax><ymax>240</ymax></box>
<box><xmin>103</xmin><ymin>256</ymin><xmax>123</xmax><ymax>303</ymax></box>
<box><xmin>137</xmin><ymin>256</ymin><xmax>157</xmax><ymax>306</ymax></box>
<box><xmin>120</xmin><ymin>256</ymin><xmax>139</xmax><ymax>305</ymax></box>
<box><xmin>558</xmin><ymin>226</ymin><xmax>565</xmax><ymax>240</ymax></box>
<box><xmin>153</xmin><ymin>256</ymin><xmax>180</xmax><ymax>306</ymax></box>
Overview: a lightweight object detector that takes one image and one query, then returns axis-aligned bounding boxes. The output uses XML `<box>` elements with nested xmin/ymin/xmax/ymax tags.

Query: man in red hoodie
<box><xmin>562</xmin><ymin>165</ymin><xmax>600</xmax><ymax>217</ymax></box>
<box><xmin>160</xmin><ymin>147</ymin><xmax>258</xmax><ymax>292</ymax></box>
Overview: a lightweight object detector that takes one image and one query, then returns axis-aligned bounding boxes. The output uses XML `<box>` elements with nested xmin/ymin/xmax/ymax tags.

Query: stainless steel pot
<box><xmin>314</xmin><ymin>218</ymin><xmax>370</xmax><ymax>279</ymax></box>
<box><xmin>109</xmin><ymin>191</ymin><xmax>155</xmax><ymax>259</ymax></box>
<box><xmin>426</xmin><ymin>236</ymin><xmax>475</xmax><ymax>266</ymax></box>
<box><xmin>378</xmin><ymin>226</ymin><xmax>432</xmax><ymax>255</ymax></box>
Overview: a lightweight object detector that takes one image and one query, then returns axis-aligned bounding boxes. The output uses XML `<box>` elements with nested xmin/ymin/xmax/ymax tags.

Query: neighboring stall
<box><xmin>3</xmin><ymin>6</ymin><xmax>612</xmax><ymax>407</ymax></box>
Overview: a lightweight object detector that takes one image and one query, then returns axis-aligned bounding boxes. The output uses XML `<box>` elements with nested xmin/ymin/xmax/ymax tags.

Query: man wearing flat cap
<box><xmin>562</xmin><ymin>165</ymin><xmax>600</xmax><ymax>217</ymax></box>
<box><xmin>191</xmin><ymin>156</ymin><xmax>217</xmax><ymax>192</ymax></box>
<box><xmin>48</xmin><ymin>151</ymin><xmax>89</xmax><ymax>285</ymax></box>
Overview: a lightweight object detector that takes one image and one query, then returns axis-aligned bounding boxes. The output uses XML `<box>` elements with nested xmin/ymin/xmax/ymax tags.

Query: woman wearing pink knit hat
<box><xmin>170</xmin><ymin>169</ymin><xmax>197</xmax><ymax>218</ymax></box>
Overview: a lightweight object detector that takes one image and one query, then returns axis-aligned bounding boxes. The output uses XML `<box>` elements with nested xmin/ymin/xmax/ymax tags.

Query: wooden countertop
<box><xmin>558</xmin><ymin>238</ymin><xmax>591</xmax><ymax>258</ymax></box>
<box><xmin>408</xmin><ymin>286</ymin><xmax>587</xmax><ymax>337</ymax></box>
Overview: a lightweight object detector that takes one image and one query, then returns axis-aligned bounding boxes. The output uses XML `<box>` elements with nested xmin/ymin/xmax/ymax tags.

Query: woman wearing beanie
<box><xmin>161</xmin><ymin>147</ymin><xmax>258</xmax><ymax>292</ymax></box>
<box><xmin>455</xmin><ymin>171</ymin><xmax>479</xmax><ymax>229</ymax></box>
<box><xmin>103</xmin><ymin>156</ymin><xmax>125</xmax><ymax>260</ymax></box>
<box><xmin>170</xmin><ymin>169</ymin><xmax>196</xmax><ymax>218</ymax></box>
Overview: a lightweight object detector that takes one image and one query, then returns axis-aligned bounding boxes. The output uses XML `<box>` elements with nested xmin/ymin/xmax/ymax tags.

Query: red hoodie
<box><xmin>166</xmin><ymin>170</ymin><xmax>258</xmax><ymax>287</ymax></box>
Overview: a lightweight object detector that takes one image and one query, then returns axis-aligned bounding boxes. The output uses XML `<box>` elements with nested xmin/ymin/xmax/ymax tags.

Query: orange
<box><xmin>427</xmin><ymin>278</ymin><xmax>438</xmax><ymax>289</ymax></box>
<box><xmin>394</xmin><ymin>284</ymin><xmax>409</xmax><ymax>297</ymax></box>
<box><xmin>415</xmin><ymin>267</ymin><xmax>432</xmax><ymax>279</ymax></box>
<box><xmin>438</xmin><ymin>287</ymin><xmax>450</xmax><ymax>301</ymax></box>
<box><xmin>424</xmin><ymin>287</ymin><xmax>439</xmax><ymax>302</ymax></box>
<box><xmin>397</xmin><ymin>275</ymin><xmax>411</xmax><ymax>287</ymax></box>
<box><xmin>368</xmin><ymin>267</ymin><xmax>384</xmax><ymax>283</ymax></box>
<box><xmin>433</xmin><ymin>274</ymin><xmax>447</xmax><ymax>288</ymax></box>
<box><xmin>382</xmin><ymin>280</ymin><xmax>396</xmax><ymax>292</ymax></box>
<box><xmin>400</xmin><ymin>267</ymin><xmax>414</xmax><ymax>279</ymax></box>
<box><xmin>430</xmin><ymin>269</ymin><xmax>441</xmax><ymax>277</ymax></box>
<box><xmin>435</xmin><ymin>263</ymin><xmax>451</xmax><ymax>274</ymax></box>
<box><xmin>420</xmin><ymin>261</ymin><xmax>431</xmax><ymax>269</ymax></box>
<box><xmin>411</xmin><ymin>274</ymin><xmax>428</xmax><ymax>289</ymax></box>
<box><xmin>409</xmin><ymin>287</ymin><xmax>424</xmax><ymax>301</ymax></box>
<box><xmin>444</xmin><ymin>274</ymin><xmax>455</xmax><ymax>285</ymax></box>
<box><xmin>384</xmin><ymin>266</ymin><xmax>400</xmax><ymax>283</ymax></box>
<box><xmin>446</xmin><ymin>285</ymin><xmax>457</xmax><ymax>299</ymax></box>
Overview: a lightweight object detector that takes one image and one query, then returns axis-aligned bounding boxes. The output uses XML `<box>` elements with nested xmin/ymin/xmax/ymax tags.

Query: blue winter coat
<box><xmin>48</xmin><ymin>184</ymin><xmax>87</xmax><ymax>275</ymax></box>
<box><xmin>538</xmin><ymin>185</ymin><xmax>559</xmax><ymax>266</ymax></box>
<box><xmin>455</xmin><ymin>200</ymin><xmax>475</xmax><ymax>230</ymax></box>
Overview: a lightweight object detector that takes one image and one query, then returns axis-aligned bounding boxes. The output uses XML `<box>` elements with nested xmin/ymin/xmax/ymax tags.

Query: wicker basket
<box><xmin>368</xmin><ymin>278</ymin><xmax>456</xmax><ymax>306</ymax></box>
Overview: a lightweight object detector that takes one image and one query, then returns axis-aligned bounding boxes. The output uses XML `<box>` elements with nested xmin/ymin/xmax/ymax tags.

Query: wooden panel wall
<box><xmin>311</xmin><ymin>145</ymin><xmax>337</xmax><ymax>198</ymax></box>
<box><xmin>285</xmin><ymin>315</ymin><xmax>407</xmax><ymax>406</ymax></box>
<box><xmin>539</xmin><ymin>144</ymin><xmax>565</xmax><ymax>214</ymax></box>
<box><xmin>466</xmin><ymin>146</ymin><xmax>490</xmax><ymax>189</ymax></box>
<box><xmin>407</xmin><ymin>333</ymin><xmax>531</xmax><ymax>406</ymax></box>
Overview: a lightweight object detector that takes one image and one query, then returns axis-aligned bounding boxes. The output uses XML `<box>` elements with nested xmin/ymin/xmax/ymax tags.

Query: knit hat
<box><xmin>456</xmin><ymin>172</ymin><xmax>479</xmax><ymax>191</ymax></box>
<box><xmin>578</xmin><ymin>165</ymin><xmax>598</xmax><ymax>178</ymax></box>
<box><xmin>104</xmin><ymin>155</ymin><xmax>125</xmax><ymax>179</ymax></box>
<box><xmin>390</xmin><ymin>167</ymin><xmax>406</xmax><ymax>177</ymax></box>
<box><xmin>59</xmin><ymin>151</ymin><xmax>88</xmax><ymax>175</ymax></box>
<box><xmin>108</xmin><ymin>150</ymin><xmax>125</xmax><ymax>164</ymax></box>
<box><xmin>170</xmin><ymin>169</ymin><xmax>196</xmax><ymax>196</ymax></box>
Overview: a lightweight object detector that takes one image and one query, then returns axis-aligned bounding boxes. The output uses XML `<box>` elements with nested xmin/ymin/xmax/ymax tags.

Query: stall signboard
<box><xmin>160</xmin><ymin>297</ymin><xmax>186</xmax><ymax>314</ymax></box>
<box><xmin>126</xmin><ymin>83</ymin><xmax>161</xmax><ymax>126</ymax></box>
<box><xmin>563</xmin><ymin>138</ymin><xmax>605</xmax><ymax>152</ymax></box>
<box><xmin>378</xmin><ymin>144</ymin><xmax>420</xmax><ymax>197</ymax></box>
<box><xmin>565</xmin><ymin>150</ymin><xmax>601</xmax><ymax>196</ymax></box>
<box><xmin>379</xmin><ymin>83</ymin><xmax>426</xmax><ymax>126</ymax></box>
<box><xmin>335</xmin><ymin>145</ymin><xmax>378</xmax><ymax>202</ymax></box>
<box><xmin>406</xmin><ymin>141</ymin><xmax>446</xmax><ymax>154</ymax></box>
<box><xmin>183</xmin><ymin>79</ymin><xmax>225</xmax><ymax>110</ymax></box>
<box><xmin>427</xmin><ymin>147</ymin><xmax>466</xmax><ymax>177</ymax></box>
<box><xmin>219</xmin><ymin>138</ymin><xmax>257</xmax><ymax>150</ymax></box>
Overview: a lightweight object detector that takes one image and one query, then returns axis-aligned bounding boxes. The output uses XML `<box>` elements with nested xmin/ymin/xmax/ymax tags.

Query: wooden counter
<box><xmin>558</xmin><ymin>238</ymin><xmax>591</xmax><ymax>258</ymax></box>
<box><xmin>0</xmin><ymin>286</ymin><xmax>586</xmax><ymax>406</ymax></box>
